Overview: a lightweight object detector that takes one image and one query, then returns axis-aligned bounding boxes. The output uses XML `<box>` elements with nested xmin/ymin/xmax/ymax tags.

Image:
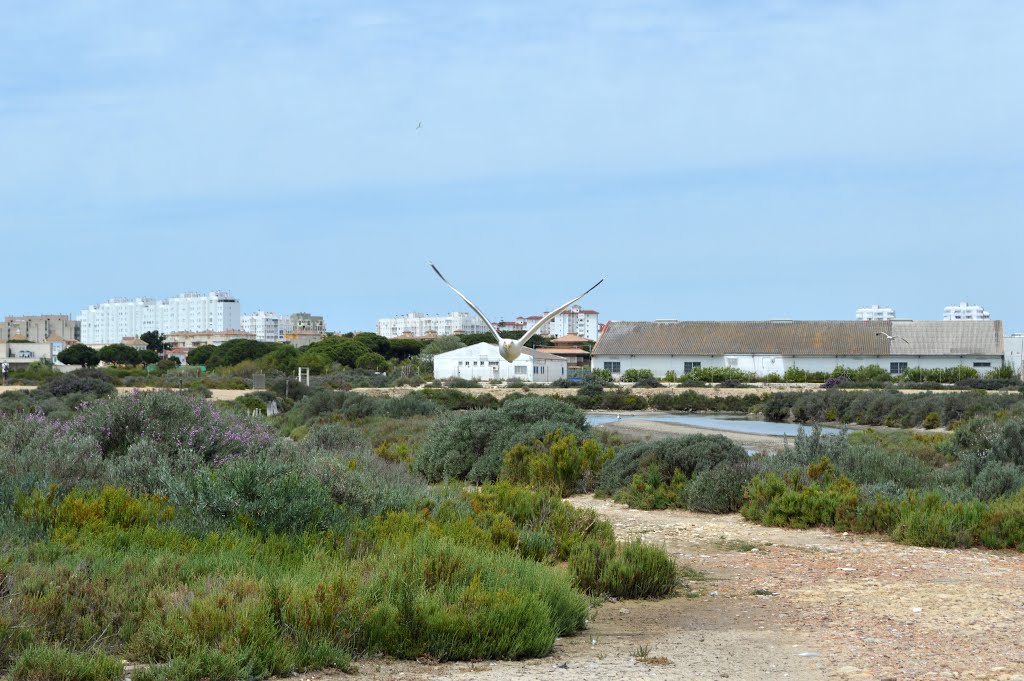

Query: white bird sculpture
<box><xmin>876</xmin><ymin>332</ymin><xmax>910</xmax><ymax>344</ymax></box>
<box><xmin>430</xmin><ymin>263</ymin><xmax>603</xmax><ymax>362</ymax></box>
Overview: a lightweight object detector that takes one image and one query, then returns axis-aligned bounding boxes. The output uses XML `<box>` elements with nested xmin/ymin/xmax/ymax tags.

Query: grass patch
<box><xmin>10</xmin><ymin>645</ymin><xmax>123</xmax><ymax>681</ymax></box>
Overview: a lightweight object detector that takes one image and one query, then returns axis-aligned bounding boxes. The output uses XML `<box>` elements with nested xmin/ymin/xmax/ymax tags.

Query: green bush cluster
<box><xmin>763</xmin><ymin>389</ymin><xmax>1024</xmax><ymax>428</ymax></box>
<box><xmin>737</xmin><ymin>414</ymin><xmax>1024</xmax><ymax>549</ymax></box>
<box><xmin>596</xmin><ymin>435</ymin><xmax>753</xmax><ymax>512</ymax></box>
<box><xmin>674</xmin><ymin>367</ymin><xmax>757</xmax><ymax>383</ymax></box>
<box><xmin>502</xmin><ymin>430</ymin><xmax>613</xmax><ymax>496</ymax></box>
<box><xmin>741</xmin><ymin>457</ymin><xmax>1024</xmax><ymax>550</ymax></box>
<box><xmin>0</xmin><ymin>390</ymin><xmax>682</xmax><ymax>678</ymax></box>
<box><xmin>414</xmin><ymin>396</ymin><xmax>587</xmax><ymax>483</ymax></box>
<box><xmin>621</xmin><ymin>368</ymin><xmax>654</xmax><ymax>382</ymax></box>
<box><xmin>570</xmin><ymin>385</ymin><xmax>763</xmax><ymax>412</ymax></box>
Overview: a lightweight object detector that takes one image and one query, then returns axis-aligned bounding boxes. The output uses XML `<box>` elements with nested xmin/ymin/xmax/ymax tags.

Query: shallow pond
<box><xmin>586</xmin><ymin>412</ymin><xmax>844</xmax><ymax>437</ymax></box>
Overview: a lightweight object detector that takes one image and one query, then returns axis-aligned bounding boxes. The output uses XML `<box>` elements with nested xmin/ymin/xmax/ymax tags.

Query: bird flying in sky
<box><xmin>430</xmin><ymin>263</ymin><xmax>603</xmax><ymax>362</ymax></box>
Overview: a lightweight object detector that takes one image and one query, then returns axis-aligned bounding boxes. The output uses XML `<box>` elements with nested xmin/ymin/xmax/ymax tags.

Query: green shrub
<box><xmin>414</xmin><ymin>397</ymin><xmax>587</xmax><ymax>483</ymax></box>
<box><xmin>359</xmin><ymin>535</ymin><xmax>588</xmax><ymax>660</ymax></box>
<box><xmin>598</xmin><ymin>435</ymin><xmax>747</xmax><ymax>498</ymax></box>
<box><xmin>501</xmin><ymin>431</ymin><xmax>612</xmax><ymax>496</ymax></box>
<box><xmin>300</xmin><ymin>446</ymin><xmax>428</xmax><ymax>518</ymax></box>
<box><xmin>10</xmin><ymin>645</ymin><xmax>123</xmax><ymax>681</ymax></box>
<box><xmin>467</xmin><ymin>482</ymin><xmax>615</xmax><ymax>561</ymax></box>
<box><xmin>600</xmin><ymin>539</ymin><xmax>677</xmax><ymax>598</ymax></box>
<box><xmin>683</xmin><ymin>367</ymin><xmax>756</xmax><ymax>383</ymax></box>
<box><xmin>971</xmin><ymin>461</ymin><xmax>1024</xmax><ymax>500</ymax></box>
<box><xmin>566</xmin><ymin>536</ymin><xmax>614</xmax><ymax>595</ymax></box>
<box><xmin>621</xmin><ymin>368</ymin><xmax>654</xmax><ymax>382</ymax></box>
<box><xmin>569</xmin><ymin>538</ymin><xmax>676</xmax><ymax>599</ymax></box>
<box><xmin>685</xmin><ymin>461</ymin><xmax>755</xmax><ymax>513</ymax></box>
<box><xmin>614</xmin><ymin>465</ymin><xmax>687</xmax><ymax>510</ymax></box>
<box><xmin>414</xmin><ymin>410</ymin><xmax>513</xmax><ymax>483</ymax></box>
<box><xmin>168</xmin><ymin>457</ymin><xmax>337</xmax><ymax>535</ymax></box>
<box><xmin>37</xmin><ymin>371</ymin><xmax>117</xmax><ymax>398</ymax></box>
<box><xmin>892</xmin><ymin>491</ymin><xmax>984</xmax><ymax>548</ymax></box>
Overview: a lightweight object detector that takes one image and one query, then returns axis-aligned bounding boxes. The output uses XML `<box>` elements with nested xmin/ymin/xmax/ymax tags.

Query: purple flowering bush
<box><xmin>81</xmin><ymin>390</ymin><xmax>273</xmax><ymax>464</ymax></box>
<box><xmin>822</xmin><ymin>376</ymin><xmax>854</xmax><ymax>389</ymax></box>
<box><xmin>0</xmin><ymin>392</ymin><xmax>276</xmax><ymax>493</ymax></box>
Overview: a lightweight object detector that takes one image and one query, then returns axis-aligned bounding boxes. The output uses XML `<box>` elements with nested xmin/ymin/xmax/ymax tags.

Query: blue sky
<box><xmin>2</xmin><ymin>1</ymin><xmax>1021</xmax><ymax>332</ymax></box>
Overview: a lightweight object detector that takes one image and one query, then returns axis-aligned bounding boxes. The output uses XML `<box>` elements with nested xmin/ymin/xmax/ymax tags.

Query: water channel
<box><xmin>586</xmin><ymin>412</ymin><xmax>844</xmax><ymax>437</ymax></box>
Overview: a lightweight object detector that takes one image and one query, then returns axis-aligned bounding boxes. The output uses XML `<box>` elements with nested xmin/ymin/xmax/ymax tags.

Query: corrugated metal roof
<box><xmin>891</xmin><ymin>320</ymin><xmax>1003</xmax><ymax>355</ymax></box>
<box><xmin>592</xmin><ymin>321</ymin><xmax>893</xmax><ymax>356</ymax></box>
<box><xmin>592</xmin><ymin>320</ymin><xmax>1005</xmax><ymax>357</ymax></box>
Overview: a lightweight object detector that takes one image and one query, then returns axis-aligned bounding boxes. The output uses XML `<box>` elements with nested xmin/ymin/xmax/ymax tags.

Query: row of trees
<box><xmin>51</xmin><ymin>328</ymin><xmax>569</xmax><ymax>376</ymax></box>
<box><xmin>56</xmin><ymin>343</ymin><xmax>167</xmax><ymax>368</ymax></box>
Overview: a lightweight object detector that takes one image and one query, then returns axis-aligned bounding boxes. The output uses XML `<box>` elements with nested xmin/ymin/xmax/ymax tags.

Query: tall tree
<box><xmin>57</xmin><ymin>344</ymin><xmax>100</xmax><ymax>367</ymax></box>
<box><xmin>99</xmin><ymin>344</ymin><xmax>141</xmax><ymax>366</ymax></box>
<box><xmin>140</xmin><ymin>330</ymin><xmax>167</xmax><ymax>352</ymax></box>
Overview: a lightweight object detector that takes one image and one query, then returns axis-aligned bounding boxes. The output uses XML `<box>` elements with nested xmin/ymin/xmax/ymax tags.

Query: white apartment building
<box><xmin>547</xmin><ymin>306</ymin><xmax>600</xmax><ymax>340</ymax></box>
<box><xmin>855</xmin><ymin>305</ymin><xmax>896</xmax><ymax>321</ymax></box>
<box><xmin>241</xmin><ymin>311</ymin><xmax>294</xmax><ymax>343</ymax></box>
<box><xmin>508</xmin><ymin>306</ymin><xmax>601</xmax><ymax>341</ymax></box>
<box><xmin>376</xmin><ymin>311</ymin><xmax>488</xmax><ymax>339</ymax></box>
<box><xmin>943</xmin><ymin>302</ymin><xmax>990</xmax><ymax>321</ymax></box>
<box><xmin>79</xmin><ymin>291</ymin><xmax>241</xmax><ymax>344</ymax></box>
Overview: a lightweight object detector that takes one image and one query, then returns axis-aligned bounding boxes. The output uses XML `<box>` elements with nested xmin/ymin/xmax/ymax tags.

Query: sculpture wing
<box><xmin>515</xmin><ymin>279</ymin><xmax>604</xmax><ymax>350</ymax></box>
<box><xmin>430</xmin><ymin>263</ymin><xmax>503</xmax><ymax>344</ymax></box>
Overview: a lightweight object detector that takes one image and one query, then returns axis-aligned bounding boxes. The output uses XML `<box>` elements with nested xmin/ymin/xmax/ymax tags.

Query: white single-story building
<box><xmin>591</xmin><ymin>320</ymin><xmax>1006</xmax><ymax>378</ymax></box>
<box><xmin>433</xmin><ymin>342</ymin><xmax>569</xmax><ymax>383</ymax></box>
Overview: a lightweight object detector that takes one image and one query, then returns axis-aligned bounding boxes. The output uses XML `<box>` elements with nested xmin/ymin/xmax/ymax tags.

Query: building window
<box><xmin>515</xmin><ymin>366</ymin><xmax>527</xmax><ymax>375</ymax></box>
<box><xmin>973</xmin><ymin>362</ymin><xmax>991</xmax><ymax>368</ymax></box>
<box><xmin>684</xmin><ymin>361</ymin><xmax>702</xmax><ymax>373</ymax></box>
<box><xmin>726</xmin><ymin>358</ymin><xmax>738</xmax><ymax>367</ymax></box>
<box><xmin>890</xmin><ymin>362</ymin><xmax>908</xmax><ymax>375</ymax></box>
<box><xmin>603</xmin><ymin>361</ymin><xmax>620</xmax><ymax>373</ymax></box>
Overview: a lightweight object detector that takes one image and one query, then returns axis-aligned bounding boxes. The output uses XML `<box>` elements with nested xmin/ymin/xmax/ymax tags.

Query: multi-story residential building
<box><xmin>241</xmin><ymin>311</ymin><xmax>293</xmax><ymax>343</ymax></box>
<box><xmin>241</xmin><ymin>311</ymin><xmax>325</xmax><ymax>344</ymax></box>
<box><xmin>79</xmin><ymin>291</ymin><xmax>241</xmax><ymax>344</ymax></box>
<box><xmin>1</xmin><ymin>314</ymin><xmax>80</xmax><ymax>343</ymax></box>
<box><xmin>855</xmin><ymin>305</ymin><xmax>896</xmax><ymax>321</ymax></box>
<box><xmin>547</xmin><ymin>306</ymin><xmax>600</xmax><ymax>340</ymax></box>
<box><xmin>502</xmin><ymin>307</ymin><xmax>601</xmax><ymax>341</ymax></box>
<box><xmin>943</xmin><ymin>302</ymin><xmax>990</xmax><ymax>321</ymax></box>
<box><xmin>376</xmin><ymin>312</ymin><xmax>487</xmax><ymax>339</ymax></box>
<box><xmin>290</xmin><ymin>312</ymin><xmax>325</xmax><ymax>335</ymax></box>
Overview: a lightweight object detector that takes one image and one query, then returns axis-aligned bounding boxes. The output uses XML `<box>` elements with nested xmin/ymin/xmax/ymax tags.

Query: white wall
<box><xmin>1006</xmin><ymin>336</ymin><xmax>1024</xmax><ymax>378</ymax></box>
<box><xmin>591</xmin><ymin>353</ymin><xmax>1005</xmax><ymax>378</ymax></box>
<box><xmin>434</xmin><ymin>343</ymin><xmax>567</xmax><ymax>383</ymax></box>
